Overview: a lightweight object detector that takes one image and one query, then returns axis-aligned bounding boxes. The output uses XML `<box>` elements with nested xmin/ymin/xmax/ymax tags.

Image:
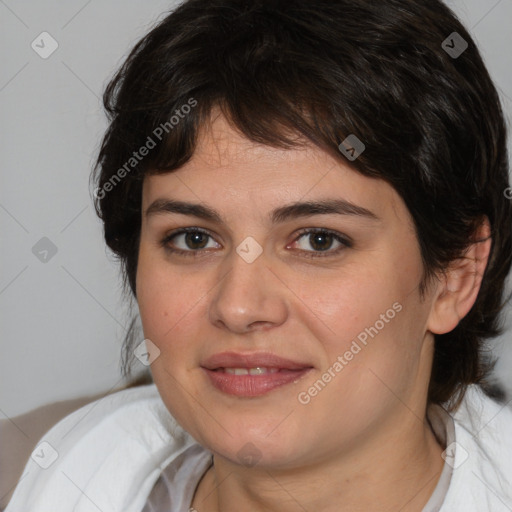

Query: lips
<box><xmin>201</xmin><ymin>351</ymin><xmax>313</xmax><ymax>397</ymax></box>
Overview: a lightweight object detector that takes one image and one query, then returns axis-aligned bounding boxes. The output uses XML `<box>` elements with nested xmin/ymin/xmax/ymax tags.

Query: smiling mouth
<box><xmin>200</xmin><ymin>351</ymin><xmax>313</xmax><ymax>396</ymax></box>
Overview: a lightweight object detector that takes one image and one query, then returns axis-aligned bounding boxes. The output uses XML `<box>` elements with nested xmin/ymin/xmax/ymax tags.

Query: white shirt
<box><xmin>5</xmin><ymin>383</ymin><xmax>512</xmax><ymax>511</ymax></box>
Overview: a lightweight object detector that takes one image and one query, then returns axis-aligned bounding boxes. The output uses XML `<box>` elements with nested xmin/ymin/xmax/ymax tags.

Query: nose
<box><xmin>208</xmin><ymin>247</ymin><xmax>289</xmax><ymax>334</ymax></box>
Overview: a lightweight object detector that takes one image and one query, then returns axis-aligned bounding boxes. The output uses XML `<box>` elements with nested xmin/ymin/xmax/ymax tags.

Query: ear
<box><xmin>427</xmin><ymin>217</ymin><xmax>492</xmax><ymax>335</ymax></box>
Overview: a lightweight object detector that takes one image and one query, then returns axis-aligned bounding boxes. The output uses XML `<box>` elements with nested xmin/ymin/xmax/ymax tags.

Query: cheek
<box><xmin>138</xmin><ymin>277</ymin><xmax>203</xmax><ymax>346</ymax></box>
<box><xmin>306</xmin><ymin>255</ymin><xmax>424</xmax><ymax>380</ymax></box>
<box><xmin>136</xmin><ymin>247</ymin><xmax>202</xmax><ymax>353</ymax></box>
<box><xmin>303</xmin><ymin>265</ymin><xmax>399</xmax><ymax>345</ymax></box>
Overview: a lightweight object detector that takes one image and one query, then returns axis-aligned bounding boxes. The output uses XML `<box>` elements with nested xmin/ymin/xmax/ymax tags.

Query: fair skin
<box><xmin>135</xmin><ymin>111</ymin><xmax>491</xmax><ymax>512</ymax></box>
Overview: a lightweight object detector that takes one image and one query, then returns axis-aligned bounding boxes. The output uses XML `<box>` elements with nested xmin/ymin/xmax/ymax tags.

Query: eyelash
<box><xmin>160</xmin><ymin>227</ymin><xmax>352</xmax><ymax>259</ymax></box>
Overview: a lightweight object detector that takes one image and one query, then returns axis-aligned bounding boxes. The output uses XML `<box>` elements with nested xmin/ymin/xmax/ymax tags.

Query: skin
<box><xmin>135</xmin><ymin>110</ymin><xmax>491</xmax><ymax>512</ymax></box>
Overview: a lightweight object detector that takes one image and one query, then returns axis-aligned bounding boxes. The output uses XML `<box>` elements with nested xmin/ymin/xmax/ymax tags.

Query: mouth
<box><xmin>201</xmin><ymin>352</ymin><xmax>313</xmax><ymax>397</ymax></box>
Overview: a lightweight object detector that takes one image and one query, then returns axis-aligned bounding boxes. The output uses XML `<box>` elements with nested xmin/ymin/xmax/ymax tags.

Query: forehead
<box><xmin>142</xmin><ymin>111</ymin><xmax>407</xmax><ymax>227</ymax></box>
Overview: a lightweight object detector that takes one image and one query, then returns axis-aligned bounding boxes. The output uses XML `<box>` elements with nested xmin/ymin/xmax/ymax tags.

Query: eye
<box><xmin>290</xmin><ymin>228</ymin><xmax>352</xmax><ymax>257</ymax></box>
<box><xmin>161</xmin><ymin>228</ymin><xmax>220</xmax><ymax>256</ymax></box>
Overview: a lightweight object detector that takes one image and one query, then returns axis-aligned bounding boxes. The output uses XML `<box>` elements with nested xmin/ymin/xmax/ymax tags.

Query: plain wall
<box><xmin>1</xmin><ymin>0</ymin><xmax>511</xmax><ymax>419</ymax></box>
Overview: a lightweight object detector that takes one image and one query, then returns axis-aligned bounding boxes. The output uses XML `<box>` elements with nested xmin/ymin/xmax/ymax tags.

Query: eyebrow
<box><xmin>145</xmin><ymin>198</ymin><xmax>379</xmax><ymax>224</ymax></box>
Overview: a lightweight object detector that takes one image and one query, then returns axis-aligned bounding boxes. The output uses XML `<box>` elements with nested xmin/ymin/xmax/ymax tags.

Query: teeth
<box><xmin>223</xmin><ymin>367</ymin><xmax>280</xmax><ymax>375</ymax></box>
<box><xmin>227</xmin><ymin>368</ymin><xmax>249</xmax><ymax>375</ymax></box>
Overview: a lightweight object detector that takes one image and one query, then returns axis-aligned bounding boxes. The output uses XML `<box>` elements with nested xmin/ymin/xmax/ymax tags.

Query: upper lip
<box><xmin>201</xmin><ymin>351</ymin><xmax>312</xmax><ymax>370</ymax></box>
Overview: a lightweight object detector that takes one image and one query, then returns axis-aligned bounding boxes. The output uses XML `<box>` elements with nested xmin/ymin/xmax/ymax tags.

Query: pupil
<box><xmin>311</xmin><ymin>232</ymin><xmax>332</xmax><ymax>251</ymax></box>
<box><xmin>186</xmin><ymin>232</ymin><xmax>207</xmax><ymax>249</ymax></box>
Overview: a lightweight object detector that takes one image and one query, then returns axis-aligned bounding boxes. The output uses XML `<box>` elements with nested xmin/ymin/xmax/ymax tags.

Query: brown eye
<box><xmin>292</xmin><ymin>229</ymin><xmax>352</xmax><ymax>257</ymax></box>
<box><xmin>183</xmin><ymin>231</ymin><xmax>209</xmax><ymax>250</ymax></box>
<box><xmin>161</xmin><ymin>228</ymin><xmax>220</xmax><ymax>256</ymax></box>
<box><xmin>307</xmin><ymin>232</ymin><xmax>335</xmax><ymax>251</ymax></box>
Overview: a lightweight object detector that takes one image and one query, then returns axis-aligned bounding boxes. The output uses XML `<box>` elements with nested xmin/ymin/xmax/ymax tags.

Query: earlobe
<box><xmin>427</xmin><ymin>218</ymin><xmax>492</xmax><ymax>335</ymax></box>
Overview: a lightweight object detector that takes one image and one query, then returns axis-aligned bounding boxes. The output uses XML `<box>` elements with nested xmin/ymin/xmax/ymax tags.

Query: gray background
<box><xmin>1</xmin><ymin>0</ymin><xmax>511</xmax><ymax>418</ymax></box>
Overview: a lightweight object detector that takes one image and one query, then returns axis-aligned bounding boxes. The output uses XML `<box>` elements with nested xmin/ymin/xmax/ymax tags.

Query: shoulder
<box><xmin>441</xmin><ymin>384</ymin><xmax>512</xmax><ymax>511</ymax></box>
<box><xmin>5</xmin><ymin>383</ymin><xmax>198</xmax><ymax>512</ymax></box>
<box><xmin>0</xmin><ymin>390</ymin><xmax>108</xmax><ymax>511</ymax></box>
<box><xmin>453</xmin><ymin>384</ymin><xmax>512</xmax><ymax>469</ymax></box>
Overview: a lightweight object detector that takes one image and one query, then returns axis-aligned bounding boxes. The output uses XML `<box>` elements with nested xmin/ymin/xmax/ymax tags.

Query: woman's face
<box><xmin>136</xmin><ymin>112</ymin><xmax>440</xmax><ymax>469</ymax></box>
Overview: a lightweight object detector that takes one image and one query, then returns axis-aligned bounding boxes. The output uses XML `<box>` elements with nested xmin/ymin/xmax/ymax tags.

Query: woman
<box><xmin>6</xmin><ymin>0</ymin><xmax>512</xmax><ymax>510</ymax></box>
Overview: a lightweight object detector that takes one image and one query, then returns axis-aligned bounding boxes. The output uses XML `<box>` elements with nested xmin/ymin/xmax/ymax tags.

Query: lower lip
<box><xmin>202</xmin><ymin>368</ymin><xmax>312</xmax><ymax>397</ymax></box>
